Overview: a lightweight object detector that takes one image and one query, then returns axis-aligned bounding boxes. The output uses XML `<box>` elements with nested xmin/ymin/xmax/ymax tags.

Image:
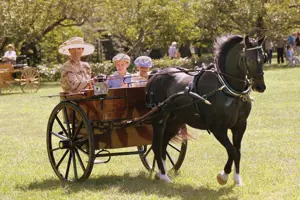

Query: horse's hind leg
<box><xmin>152</xmin><ymin>113</ymin><xmax>171</xmax><ymax>182</ymax></box>
<box><xmin>230</xmin><ymin>122</ymin><xmax>246</xmax><ymax>186</ymax></box>
<box><xmin>161</xmin><ymin>126</ymin><xmax>179</xmax><ymax>172</ymax></box>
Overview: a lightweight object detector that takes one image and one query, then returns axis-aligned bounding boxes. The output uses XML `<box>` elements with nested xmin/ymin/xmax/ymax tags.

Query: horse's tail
<box><xmin>170</xmin><ymin>124</ymin><xmax>195</xmax><ymax>143</ymax></box>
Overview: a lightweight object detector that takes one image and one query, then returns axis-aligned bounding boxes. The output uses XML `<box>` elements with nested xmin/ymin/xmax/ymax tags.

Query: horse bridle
<box><xmin>240</xmin><ymin>45</ymin><xmax>265</xmax><ymax>80</ymax></box>
<box><xmin>215</xmin><ymin>44</ymin><xmax>265</xmax><ymax>101</ymax></box>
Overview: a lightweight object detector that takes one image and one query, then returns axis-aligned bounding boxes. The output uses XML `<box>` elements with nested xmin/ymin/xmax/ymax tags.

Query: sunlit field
<box><xmin>0</xmin><ymin>66</ymin><xmax>299</xmax><ymax>200</ymax></box>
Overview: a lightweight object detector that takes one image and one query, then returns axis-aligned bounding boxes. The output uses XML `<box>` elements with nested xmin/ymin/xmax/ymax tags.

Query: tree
<box><xmin>0</xmin><ymin>0</ymin><xmax>97</xmax><ymax>59</ymax></box>
<box><xmin>195</xmin><ymin>0</ymin><xmax>300</xmax><ymax>43</ymax></box>
<box><xmin>87</xmin><ymin>0</ymin><xmax>200</xmax><ymax>57</ymax></box>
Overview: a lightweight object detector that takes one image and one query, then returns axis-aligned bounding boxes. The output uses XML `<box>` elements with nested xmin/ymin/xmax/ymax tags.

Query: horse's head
<box><xmin>242</xmin><ymin>36</ymin><xmax>266</xmax><ymax>93</ymax></box>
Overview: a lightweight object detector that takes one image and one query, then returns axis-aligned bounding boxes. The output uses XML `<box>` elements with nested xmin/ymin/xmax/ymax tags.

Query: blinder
<box><xmin>240</xmin><ymin>45</ymin><xmax>265</xmax><ymax>80</ymax></box>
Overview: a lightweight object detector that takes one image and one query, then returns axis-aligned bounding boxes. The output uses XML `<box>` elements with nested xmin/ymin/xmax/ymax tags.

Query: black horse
<box><xmin>146</xmin><ymin>35</ymin><xmax>266</xmax><ymax>186</ymax></box>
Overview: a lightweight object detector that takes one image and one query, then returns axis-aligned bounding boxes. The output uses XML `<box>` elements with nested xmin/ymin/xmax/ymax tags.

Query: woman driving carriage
<box><xmin>2</xmin><ymin>44</ymin><xmax>17</xmax><ymax>65</ymax></box>
<box><xmin>59</xmin><ymin>37</ymin><xmax>95</xmax><ymax>93</ymax></box>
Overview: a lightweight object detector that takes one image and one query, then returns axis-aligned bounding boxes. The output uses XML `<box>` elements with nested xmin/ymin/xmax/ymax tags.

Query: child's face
<box><xmin>115</xmin><ymin>60</ymin><xmax>129</xmax><ymax>75</ymax></box>
<box><xmin>136</xmin><ymin>66</ymin><xmax>150</xmax><ymax>77</ymax></box>
<box><xmin>137</xmin><ymin>67</ymin><xmax>149</xmax><ymax>73</ymax></box>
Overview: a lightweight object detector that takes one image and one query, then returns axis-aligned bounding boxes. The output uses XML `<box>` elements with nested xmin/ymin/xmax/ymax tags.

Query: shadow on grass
<box><xmin>18</xmin><ymin>172</ymin><xmax>237</xmax><ymax>200</ymax></box>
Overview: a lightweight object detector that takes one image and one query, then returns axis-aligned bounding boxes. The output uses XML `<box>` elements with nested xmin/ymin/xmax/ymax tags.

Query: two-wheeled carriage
<box><xmin>46</xmin><ymin>87</ymin><xmax>188</xmax><ymax>181</ymax></box>
<box><xmin>0</xmin><ymin>58</ymin><xmax>40</xmax><ymax>93</ymax></box>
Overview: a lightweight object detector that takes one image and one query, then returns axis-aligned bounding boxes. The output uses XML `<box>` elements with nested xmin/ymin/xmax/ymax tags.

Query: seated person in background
<box><xmin>286</xmin><ymin>45</ymin><xmax>300</xmax><ymax>66</ymax></box>
<box><xmin>131</xmin><ymin>56</ymin><xmax>152</xmax><ymax>87</ymax></box>
<box><xmin>108</xmin><ymin>53</ymin><xmax>131</xmax><ymax>88</ymax></box>
<box><xmin>59</xmin><ymin>37</ymin><xmax>95</xmax><ymax>93</ymax></box>
<box><xmin>2</xmin><ymin>44</ymin><xmax>17</xmax><ymax>65</ymax></box>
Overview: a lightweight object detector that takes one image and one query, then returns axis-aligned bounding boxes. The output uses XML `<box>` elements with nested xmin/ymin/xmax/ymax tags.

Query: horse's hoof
<box><xmin>155</xmin><ymin>172</ymin><xmax>172</xmax><ymax>183</ymax></box>
<box><xmin>233</xmin><ymin>173</ymin><xmax>243</xmax><ymax>186</ymax></box>
<box><xmin>217</xmin><ymin>171</ymin><xmax>228</xmax><ymax>185</ymax></box>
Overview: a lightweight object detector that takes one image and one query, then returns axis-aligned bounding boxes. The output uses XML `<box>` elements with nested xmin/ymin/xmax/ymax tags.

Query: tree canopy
<box><xmin>0</xmin><ymin>0</ymin><xmax>299</xmax><ymax>63</ymax></box>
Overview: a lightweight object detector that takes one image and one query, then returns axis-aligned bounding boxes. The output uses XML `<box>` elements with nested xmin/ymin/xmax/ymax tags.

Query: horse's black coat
<box><xmin>146</xmin><ymin>35</ymin><xmax>266</xmax><ymax>183</ymax></box>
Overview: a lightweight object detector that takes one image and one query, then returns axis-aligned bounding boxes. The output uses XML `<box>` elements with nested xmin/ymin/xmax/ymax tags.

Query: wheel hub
<box><xmin>59</xmin><ymin>139</ymin><xmax>74</xmax><ymax>149</ymax></box>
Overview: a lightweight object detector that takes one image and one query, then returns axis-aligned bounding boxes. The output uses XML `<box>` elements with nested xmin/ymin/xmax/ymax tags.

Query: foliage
<box><xmin>1</xmin><ymin>0</ymin><xmax>299</xmax><ymax>65</ymax></box>
<box><xmin>89</xmin><ymin>0</ymin><xmax>200</xmax><ymax>57</ymax></box>
<box><xmin>264</xmin><ymin>0</ymin><xmax>300</xmax><ymax>38</ymax></box>
<box><xmin>39</xmin><ymin>26</ymin><xmax>84</xmax><ymax>64</ymax></box>
<box><xmin>195</xmin><ymin>0</ymin><xmax>300</xmax><ymax>40</ymax></box>
<box><xmin>152</xmin><ymin>54</ymin><xmax>214</xmax><ymax>69</ymax></box>
<box><xmin>0</xmin><ymin>0</ymin><xmax>97</xmax><ymax>53</ymax></box>
<box><xmin>91</xmin><ymin>61</ymin><xmax>115</xmax><ymax>75</ymax></box>
<box><xmin>37</xmin><ymin>64</ymin><xmax>62</xmax><ymax>82</ymax></box>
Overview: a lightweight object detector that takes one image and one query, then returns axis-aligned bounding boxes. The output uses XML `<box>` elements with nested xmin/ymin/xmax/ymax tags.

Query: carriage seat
<box><xmin>13</xmin><ymin>63</ymin><xmax>27</xmax><ymax>68</ymax></box>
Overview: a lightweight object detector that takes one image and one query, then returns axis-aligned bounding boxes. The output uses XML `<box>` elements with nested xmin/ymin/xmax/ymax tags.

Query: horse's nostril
<box><xmin>256</xmin><ymin>85</ymin><xmax>266</xmax><ymax>92</ymax></box>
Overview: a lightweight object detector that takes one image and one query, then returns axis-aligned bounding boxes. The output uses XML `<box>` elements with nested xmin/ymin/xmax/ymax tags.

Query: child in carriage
<box><xmin>107</xmin><ymin>53</ymin><xmax>132</xmax><ymax>88</ymax></box>
<box><xmin>59</xmin><ymin>37</ymin><xmax>96</xmax><ymax>93</ymax></box>
<box><xmin>131</xmin><ymin>56</ymin><xmax>152</xmax><ymax>87</ymax></box>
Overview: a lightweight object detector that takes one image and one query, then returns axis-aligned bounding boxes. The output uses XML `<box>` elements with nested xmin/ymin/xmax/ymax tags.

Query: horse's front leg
<box><xmin>230</xmin><ymin>121</ymin><xmax>246</xmax><ymax>186</ymax></box>
<box><xmin>212</xmin><ymin>128</ymin><xmax>238</xmax><ymax>185</ymax></box>
<box><xmin>152</xmin><ymin>113</ymin><xmax>171</xmax><ymax>183</ymax></box>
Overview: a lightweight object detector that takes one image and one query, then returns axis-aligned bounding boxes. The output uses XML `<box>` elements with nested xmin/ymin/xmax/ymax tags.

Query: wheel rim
<box><xmin>20</xmin><ymin>68</ymin><xmax>40</xmax><ymax>93</ymax></box>
<box><xmin>138</xmin><ymin>140</ymin><xmax>187</xmax><ymax>172</ymax></box>
<box><xmin>0</xmin><ymin>81</ymin><xmax>13</xmax><ymax>94</ymax></box>
<box><xmin>47</xmin><ymin>102</ymin><xmax>95</xmax><ymax>182</ymax></box>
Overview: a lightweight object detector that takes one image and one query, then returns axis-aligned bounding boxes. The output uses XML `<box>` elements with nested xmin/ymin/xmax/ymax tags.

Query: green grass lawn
<box><xmin>0</xmin><ymin>66</ymin><xmax>300</xmax><ymax>200</ymax></box>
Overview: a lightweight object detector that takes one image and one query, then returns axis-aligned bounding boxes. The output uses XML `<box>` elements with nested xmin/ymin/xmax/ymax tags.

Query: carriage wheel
<box><xmin>20</xmin><ymin>68</ymin><xmax>40</xmax><ymax>93</ymax></box>
<box><xmin>0</xmin><ymin>81</ymin><xmax>13</xmax><ymax>94</ymax></box>
<box><xmin>138</xmin><ymin>140</ymin><xmax>187</xmax><ymax>172</ymax></box>
<box><xmin>47</xmin><ymin>101</ymin><xmax>95</xmax><ymax>182</ymax></box>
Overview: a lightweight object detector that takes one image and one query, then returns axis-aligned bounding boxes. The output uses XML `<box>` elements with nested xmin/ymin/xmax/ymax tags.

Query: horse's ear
<box><xmin>244</xmin><ymin>35</ymin><xmax>251</xmax><ymax>48</ymax></box>
<box><xmin>258</xmin><ymin>36</ymin><xmax>266</xmax><ymax>46</ymax></box>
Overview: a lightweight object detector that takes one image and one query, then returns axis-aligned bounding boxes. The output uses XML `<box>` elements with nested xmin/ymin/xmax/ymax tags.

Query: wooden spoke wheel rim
<box><xmin>20</xmin><ymin>68</ymin><xmax>40</xmax><ymax>93</ymax></box>
<box><xmin>0</xmin><ymin>80</ymin><xmax>13</xmax><ymax>94</ymax></box>
<box><xmin>46</xmin><ymin>101</ymin><xmax>95</xmax><ymax>182</ymax></box>
<box><xmin>138</xmin><ymin>140</ymin><xmax>187</xmax><ymax>173</ymax></box>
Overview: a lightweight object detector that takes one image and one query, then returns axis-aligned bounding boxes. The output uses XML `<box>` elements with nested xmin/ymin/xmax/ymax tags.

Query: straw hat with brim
<box><xmin>6</xmin><ymin>44</ymin><xmax>15</xmax><ymax>50</ymax></box>
<box><xmin>58</xmin><ymin>37</ymin><xmax>95</xmax><ymax>56</ymax></box>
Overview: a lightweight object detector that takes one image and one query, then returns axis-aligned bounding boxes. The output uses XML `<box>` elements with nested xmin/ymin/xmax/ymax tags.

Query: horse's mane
<box><xmin>214</xmin><ymin>35</ymin><xmax>243</xmax><ymax>71</ymax></box>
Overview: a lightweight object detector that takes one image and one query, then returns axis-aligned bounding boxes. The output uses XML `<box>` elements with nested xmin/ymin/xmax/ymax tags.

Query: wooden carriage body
<box><xmin>0</xmin><ymin>63</ymin><xmax>40</xmax><ymax>93</ymax></box>
<box><xmin>60</xmin><ymin>87</ymin><xmax>153</xmax><ymax>150</ymax></box>
<box><xmin>48</xmin><ymin>86</ymin><xmax>188</xmax><ymax>182</ymax></box>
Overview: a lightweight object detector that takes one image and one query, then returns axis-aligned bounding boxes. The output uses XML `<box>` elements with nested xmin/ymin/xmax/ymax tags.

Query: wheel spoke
<box><xmin>77</xmin><ymin>146</ymin><xmax>88</xmax><ymax>155</ymax></box>
<box><xmin>51</xmin><ymin>147</ymin><xmax>61</xmax><ymax>152</ymax></box>
<box><xmin>151</xmin><ymin>157</ymin><xmax>156</xmax><ymax>171</ymax></box>
<box><xmin>75</xmin><ymin>149</ymin><xmax>86</xmax><ymax>172</ymax></box>
<box><xmin>63</xmin><ymin>107</ymin><xmax>71</xmax><ymax>137</ymax></box>
<box><xmin>55</xmin><ymin>115</ymin><xmax>68</xmax><ymax>137</ymax></box>
<box><xmin>166</xmin><ymin>150</ymin><xmax>175</xmax><ymax>168</ymax></box>
<box><xmin>55</xmin><ymin>150</ymin><xmax>69</xmax><ymax>169</ymax></box>
<box><xmin>72</xmin><ymin>150</ymin><xmax>78</xmax><ymax>180</ymax></box>
<box><xmin>73</xmin><ymin>121</ymin><xmax>83</xmax><ymax>139</ymax></box>
<box><xmin>143</xmin><ymin>146</ymin><xmax>152</xmax><ymax>159</ymax></box>
<box><xmin>71</xmin><ymin>110</ymin><xmax>76</xmax><ymax>137</ymax></box>
<box><xmin>51</xmin><ymin>131</ymin><xmax>67</xmax><ymax>140</ymax></box>
<box><xmin>168</xmin><ymin>143</ymin><xmax>181</xmax><ymax>153</ymax></box>
<box><xmin>65</xmin><ymin>151</ymin><xmax>72</xmax><ymax>180</ymax></box>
